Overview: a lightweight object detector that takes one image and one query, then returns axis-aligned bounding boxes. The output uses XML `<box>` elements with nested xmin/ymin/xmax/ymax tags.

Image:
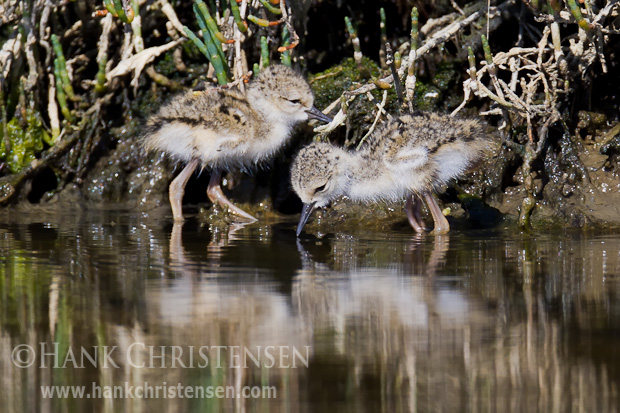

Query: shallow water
<box><xmin>1</xmin><ymin>208</ymin><xmax>619</xmax><ymax>412</ymax></box>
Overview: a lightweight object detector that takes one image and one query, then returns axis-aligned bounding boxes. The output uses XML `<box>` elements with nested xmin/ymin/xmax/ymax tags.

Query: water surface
<box><xmin>1</xmin><ymin>209</ymin><xmax>619</xmax><ymax>412</ymax></box>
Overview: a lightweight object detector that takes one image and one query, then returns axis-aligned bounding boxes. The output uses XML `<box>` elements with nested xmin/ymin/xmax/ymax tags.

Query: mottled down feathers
<box><xmin>291</xmin><ymin>112</ymin><xmax>490</xmax><ymax>207</ymax></box>
<box><xmin>142</xmin><ymin>65</ymin><xmax>316</xmax><ymax>169</ymax></box>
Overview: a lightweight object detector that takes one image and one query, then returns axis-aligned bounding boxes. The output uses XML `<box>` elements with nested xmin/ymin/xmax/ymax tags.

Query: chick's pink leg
<box><xmin>207</xmin><ymin>170</ymin><xmax>258</xmax><ymax>222</ymax></box>
<box><xmin>169</xmin><ymin>158</ymin><xmax>199</xmax><ymax>221</ymax></box>
<box><xmin>423</xmin><ymin>192</ymin><xmax>450</xmax><ymax>234</ymax></box>
<box><xmin>405</xmin><ymin>194</ymin><xmax>428</xmax><ymax>233</ymax></box>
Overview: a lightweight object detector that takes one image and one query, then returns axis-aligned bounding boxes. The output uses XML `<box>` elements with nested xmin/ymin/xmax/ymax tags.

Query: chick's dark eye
<box><xmin>288</xmin><ymin>99</ymin><xmax>301</xmax><ymax>104</ymax></box>
<box><xmin>314</xmin><ymin>184</ymin><xmax>326</xmax><ymax>194</ymax></box>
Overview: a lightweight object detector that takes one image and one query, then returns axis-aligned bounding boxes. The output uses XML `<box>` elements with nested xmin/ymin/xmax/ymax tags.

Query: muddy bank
<box><xmin>1</xmin><ymin>0</ymin><xmax>620</xmax><ymax>230</ymax></box>
<box><xmin>4</xmin><ymin>56</ymin><xmax>620</xmax><ymax>231</ymax></box>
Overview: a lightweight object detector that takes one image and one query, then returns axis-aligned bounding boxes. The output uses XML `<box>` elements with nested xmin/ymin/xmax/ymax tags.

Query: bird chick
<box><xmin>143</xmin><ymin>65</ymin><xmax>331</xmax><ymax>222</ymax></box>
<box><xmin>291</xmin><ymin>112</ymin><xmax>489</xmax><ymax>235</ymax></box>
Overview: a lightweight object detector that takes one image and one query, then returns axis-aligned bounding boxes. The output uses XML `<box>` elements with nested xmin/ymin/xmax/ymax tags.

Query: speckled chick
<box><xmin>291</xmin><ymin>112</ymin><xmax>489</xmax><ymax>235</ymax></box>
<box><xmin>143</xmin><ymin>65</ymin><xmax>331</xmax><ymax>222</ymax></box>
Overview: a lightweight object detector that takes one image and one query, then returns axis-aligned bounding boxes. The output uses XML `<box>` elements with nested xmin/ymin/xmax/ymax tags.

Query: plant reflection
<box><xmin>0</xmin><ymin>211</ymin><xmax>618</xmax><ymax>412</ymax></box>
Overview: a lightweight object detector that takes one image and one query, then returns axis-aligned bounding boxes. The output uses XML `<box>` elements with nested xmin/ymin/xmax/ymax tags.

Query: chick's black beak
<box><xmin>296</xmin><ymin>202</ymin><xmax>317</xmax><ymax>237</ymax></box>
<box><xmin>306</xmin><ymin>106</ymin><xmax>333</xmax><ymax>123</ymax></box>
